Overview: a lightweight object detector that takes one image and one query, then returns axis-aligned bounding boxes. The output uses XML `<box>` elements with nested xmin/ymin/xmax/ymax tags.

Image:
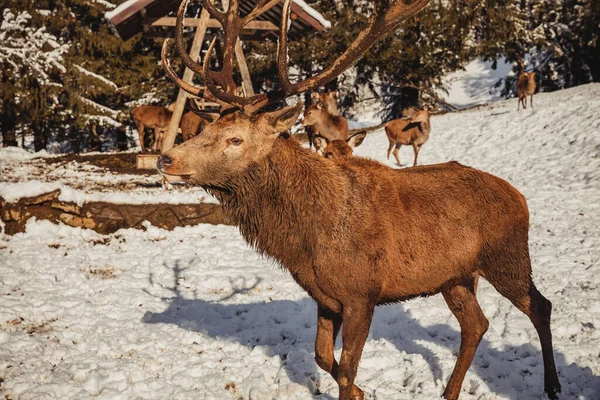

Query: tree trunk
<box><xmin>32</xmin><ymin>121</ymin><xmax>48</xmax><ymax>152</ymax></box>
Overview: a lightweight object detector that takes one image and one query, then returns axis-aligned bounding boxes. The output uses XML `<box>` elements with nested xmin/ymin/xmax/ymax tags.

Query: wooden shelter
<box><xmin>105</xmin><ymin>0</ymin><xmax>330</xmax><ymax>155</ymax></box>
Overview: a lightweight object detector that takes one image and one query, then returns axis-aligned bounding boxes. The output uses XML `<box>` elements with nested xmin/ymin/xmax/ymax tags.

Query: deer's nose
<box><xmin>157</xmin><ymin>155</ymin><xmax>174</xmax><ymax>171</ymax></box>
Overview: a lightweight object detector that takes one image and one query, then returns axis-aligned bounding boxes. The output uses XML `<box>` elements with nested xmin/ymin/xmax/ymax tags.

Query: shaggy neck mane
<box><xmin>206</xmin><ymin>138</ymin><xmax>345</xmax><ymax>268</ymax></box>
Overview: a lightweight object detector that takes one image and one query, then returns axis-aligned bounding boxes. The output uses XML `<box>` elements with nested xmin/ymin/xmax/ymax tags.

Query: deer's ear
<box><xmin>313</xmin><ymin>135</ymin><xmax>328</xmax><ymax>152</ymax></box>
<box><xmin>347</xmin><ymin>131</ymin><xmax>366</xmax><ymax>148</ymax></box>
<box><xmin>261</xmin><ymin>104</ymin><xmax>303</xmax><ymax>134</ymax></box>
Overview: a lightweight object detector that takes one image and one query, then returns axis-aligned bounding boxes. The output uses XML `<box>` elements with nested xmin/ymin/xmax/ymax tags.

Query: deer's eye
<box><xmin>229</xmin><ymin>138</ymin><xmax>243</xmax><ymax>146</ymax></box>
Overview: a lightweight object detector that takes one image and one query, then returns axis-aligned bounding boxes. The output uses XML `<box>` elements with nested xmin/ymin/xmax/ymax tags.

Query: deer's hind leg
<box><xmin>441</xmin><ymin>276</ymin><xmax>489</xmax><ymax>400</ymax></box>
<box><xmin>392</xmin><ymin>144</ymin><xmax>402</xmax><ymax>166</ymax></box>
<box><xmin>315</xmin><ymin>306</ymin><xmax>364</xmax><ymax>399</ymax></box>
<box><xmin>486</xmin><ymin>268</ymin><xmax>561</xmax><ymax>399</ymax></box>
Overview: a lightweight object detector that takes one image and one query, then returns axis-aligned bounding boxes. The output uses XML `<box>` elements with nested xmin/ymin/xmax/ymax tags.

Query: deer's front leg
<box><xmin>337</xmin><ymin>303</ymin><xmax>373</xmax><ymax>400</ymax></box>
<box><xmin>315</xmin><ymin>306</ymin><xmax>364</xmax><ymax>399</ymax></box>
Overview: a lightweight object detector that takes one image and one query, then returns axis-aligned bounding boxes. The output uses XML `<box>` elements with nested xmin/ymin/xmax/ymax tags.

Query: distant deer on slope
<box><xmin>385</xmin><ymin>106</ymin><xmax>431</xmax><ymax>167</ymax></box>
<box><xmin>517</xmin><ymin>71</ymin><xmax>536</xmax><ymax>110</ymax></box>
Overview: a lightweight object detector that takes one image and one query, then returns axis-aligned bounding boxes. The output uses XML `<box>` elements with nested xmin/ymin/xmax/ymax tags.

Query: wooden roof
<box><xmin>105</xmin><ymin>0</ymin><xmax>330</xmax><ymax>41</ymax></box>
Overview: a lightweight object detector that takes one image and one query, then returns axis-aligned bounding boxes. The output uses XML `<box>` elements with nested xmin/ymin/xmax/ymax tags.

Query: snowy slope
<box><xmin>439</xmin><ymin>58</ymin><xmax>514</xmax><ymax>109</ymax></box>
<box><xmin>0</xmin><ymin>84</ymin><xmax>599</xmax><ymax>399</ymax></box>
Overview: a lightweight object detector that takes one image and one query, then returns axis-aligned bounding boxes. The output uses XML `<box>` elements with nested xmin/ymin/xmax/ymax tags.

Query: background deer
<box><xmin>517</xmin><ymin>71</ymin><xmax>536</xmax><ymax>110</ymax></box>
<box><xmin>302</xmin><ymin>104</ymin><xmax>349</xmax><ymax>152</ymax></box>
<box><xmin>385</xmin><ymin>106</ymin><xmax>431</xmax><ymax>167</ymax></box>
<box><xmin>313</xmin><ymin>130</ymin><xmax>366</xmax><ymax>159</ymax></box>
<box><xmin>131</xmin><ymin>103</ymin><xmax>175</xmax><ymax>152</ymax></box>
<box><xmin>157</xmin><ymin>1</ymin><xmax>561</xmax><ymax>399</ymax></box>
<box><xmin>180</xmin><ymin>110</ymin><xmax>218</xmax><ymax>142</ymax></box>
<box><xmin>313</xmin><ymin>91</ymin><xmax>340</xmax><ymax>115</ymax></box>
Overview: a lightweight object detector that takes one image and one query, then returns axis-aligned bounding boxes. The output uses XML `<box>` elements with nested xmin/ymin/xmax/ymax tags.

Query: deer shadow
<box><xmin>142</xmin><ymin>262</ymin><xmax>599</xmax><ymax>399</ymax></box>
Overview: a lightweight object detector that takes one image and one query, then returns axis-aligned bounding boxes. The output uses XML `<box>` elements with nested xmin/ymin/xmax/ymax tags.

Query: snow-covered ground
<box><xmin>439</xmin><ymin>58</ymin><xmax>514</xmax><ymax>109</ymax></box>
<box><xmin>0</xmin><ymin>149</ymin><xmax>218</xmax><ymax>205</ymax></box>
<box><xmin>1</xmin><ymin>84</ymin><xmax>599</xmax><ymax>399</ymax></box>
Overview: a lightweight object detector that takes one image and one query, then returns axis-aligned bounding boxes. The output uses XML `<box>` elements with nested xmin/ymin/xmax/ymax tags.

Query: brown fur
<box><xmin>131</xmin><ymin>105</ymin><xmax>174</xmax><ymax>153</ymax></box>
<box><xmin>385</xmin><ymin>106</ymin><xmax>431</xmax><ymax>167</ymax></box>
<box><xmin>302</xmin><ymin>105</ymin><xmax>349</xmax><ymax>151</ymax></box>
<box><xmin>314</xmin><ymin>130</ymin><xmax>366</xmax><ymax>159</ymax></box>
<box><xmin>158</xmin><ymin>105</ymin><xmax>561</xmax><ymax>400</ymax></box>
<box><xmin>180</xmin><ymin>111</ymin><xmax>210</xmax><ymax>142</ymax></box>
<box><xmin>312</xmin><ymin>91</ymin><xmax>340</xmax><ymax>116</ymax></box>
<box><xmin>517</xmin><ymin>71</ymin><xmax>536</xmax><ymax>111</ymax></box>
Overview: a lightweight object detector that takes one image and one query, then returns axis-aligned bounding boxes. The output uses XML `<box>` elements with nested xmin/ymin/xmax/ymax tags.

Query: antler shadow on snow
<box><xmin>142</xmin><ymin>261</ymin><xmax>599</xmax><ymax>399</ymax></box>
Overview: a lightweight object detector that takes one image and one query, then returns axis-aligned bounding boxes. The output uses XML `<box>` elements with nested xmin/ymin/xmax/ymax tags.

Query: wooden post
<box><xmin>235</xmin><ymin>39</ymin><xmax>255</xmax><ymax>96</ymax></box>
<box><xmin>161</xmin><ymin>8</ymin><xmax>210</xmax><ymax>153</ymax></box>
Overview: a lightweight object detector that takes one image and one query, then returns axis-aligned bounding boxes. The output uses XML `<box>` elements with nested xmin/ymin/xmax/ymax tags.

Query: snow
<box><xmin>105</xmin><ymin>0</ymin><xmax>149</xmax><ymax>21</ymax></box>
<box><xmin>91</xmin><ymin>0</ymin><xmax>116</xmax><ymax>9</ymax></box>
<box><xmin>292</xmin><ymin>0</ymin><xmax>331</xmax><ymax>29</ymax></box>
<box><xmin>1</xmin><ymin>84</ymin><xmax>599</xmax><ymax>399</ymax></box>
<box><xmin>78</xmin><ymin>96</ymin><xmax>122</xmax><ymax>119</ymax></box>
<box><xmin>74</xmin><ymin>64</ymin><xmax>118</xmax><ymax>90</ymax></box>
<box><xmin>439</xmin><ymin>57</ymin><xmax>514</xmax><ymax>109</ymax></box>
<box><xmin>0</xmin><ymin>9</ymin><xmax>70</xmax><ymax>82</ymax></box>
<box><xmin>83</xmin><ymin>114</ymin><xmax>123</xmax><ymax>128</ymax></box>
<box><xmin>105</xmin><ymin>0</ymin><xmax>331</xmax><ymax>30</ymax></box>
<box><xmin>0</xmin><ymin>151</ymin><xmax>218</xmax><ymax>205</ymax></box>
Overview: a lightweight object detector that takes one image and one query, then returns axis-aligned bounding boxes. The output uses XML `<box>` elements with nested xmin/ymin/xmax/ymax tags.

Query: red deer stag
<box><xmin>131</xmin><ymin>103</ymin><xmax>175</xmax><ymax>152</ymax></box>
<box><xmin>517</xmin><ymin>71</ymin><xmax>536</xmax><ymax>111</ymax></box>
<box><xmin>313</xmin><ymin>130</ymin><xmax>367</xmax><ymax>159</ymax></box>
<box><xmin>157</xmin><ymin>1</ymin><xmax>561</xmax><ymax>399</ymax></box>
<box><xmin>302</xmin><ymin>104</ymin><xmax>349</xmax><ymax>152</ymax></box>
<box><xmin>385</xmin><ymin>105</ymin><xmax>431</xmax><ymax>166</ymax></box>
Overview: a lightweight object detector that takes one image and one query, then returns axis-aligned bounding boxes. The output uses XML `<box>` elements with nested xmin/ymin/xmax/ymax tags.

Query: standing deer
<box><xmin>385</xmin><ymin>106</ymin><xmax>431</xmax><ymax>167</ymax></box>
<box><xmin>313</xmin><ymin>130</ymin><xmax>366</xmax><ymax>159</ymax></box>
<box><xmin>302</xmin><ymin>104</ymin><xmax>349</xmax><ymax>151</ymax></box>
<box><xmin>180</xmin><ymin>110</ymin><xmax>218</xmax><ymax>142</ymax></box>
<box><xmin>131</xmin><ymin>103</ymin><xmax>175</xmax><ymax>152</ymax></box>
<box><xmin>313</xmin><ymin>91</ymin><xmax>340</xmax><ymax>115</ymax></box>
<box><xmin>517</xmin><ymin>71</ymin><xmax>536</xmax><ymax>110</ymax></box>
<box><xmin>157</xmin><ymin>1</ymin><xmax>561</xmax><ymax>399</ymax></box>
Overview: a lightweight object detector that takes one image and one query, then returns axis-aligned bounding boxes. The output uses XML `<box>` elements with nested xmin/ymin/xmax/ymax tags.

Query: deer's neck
<box><xmin>210</xmin><ymin>138</ymin><xmax>345</xmax><ymax>269</ymax></box>
<box><xmin>419</xmin><ymin>120</ymin><xmax>431</xmax><ymax>138</ymax></box>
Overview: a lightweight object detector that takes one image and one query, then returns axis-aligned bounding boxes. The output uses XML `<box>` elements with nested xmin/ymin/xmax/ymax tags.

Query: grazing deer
<box><xmin>517</xmin><ymin>71</ymin><xmax>536</xmax><ymax>110</ymax></box>
<box><xmin>313</xmin><ymin>130</ymin><xmax>366</xmax><ymax>159</ymax></box>
<box><xmin>302</xmin><ymin>104</ymin><xmax>349</xmax><ymax>151</ymax></box>
<box><xmin>131</xmin><ymin>103</ymin><xmax>175</xmax><ymax>153</ymax></box>
<box><xmin>385</xmin><ymin>106</ymin><xmax>431</xmax><ymax>167</ymax></box>
<box><xmin>180</xmin><ymin>110</ymin><xmax>218</xmax><ymax>142</ymax></box>
<box><xmin>157</xmin><ymin>1</ymin><xmax>561</xmax><ymax>399</ymax></box>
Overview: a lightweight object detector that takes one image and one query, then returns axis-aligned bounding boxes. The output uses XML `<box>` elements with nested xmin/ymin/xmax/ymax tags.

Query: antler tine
<box><xmin>279</xmin><ymin>0</ymin><xmax>431</xmax><ymax>96</ymax></box>
<box><xmin>201</xmin><ymin>0</ymin><xmax>226</xmax><ymax>25</ymax></box>
<box><xmin>202</xmin><ymin>37</ymin><xmax>250</xmax><ymax>109</ymax></box>
<box><xmin>161</xmin><ymin>39</ymin><xmax>204</xmax><ymax>97</ymax></box>
<box><xmin>173</xmin><ymin>0</ymin><xmax>204</xmax><ymax>76</ymax></box>
<box><xmin>277</xmin><ymin>0</ymin><xmax>293</xmax><ymax>93</ymax></box>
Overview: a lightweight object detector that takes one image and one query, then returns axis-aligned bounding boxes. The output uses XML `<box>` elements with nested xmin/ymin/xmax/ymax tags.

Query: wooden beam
<box><xmin>161</xmin><ymin>8</ymin><xmax>211</xmax><ymax>153</ymax></box>
<box><xmin>145</xmin><ymin>17</ymin><xmax>278</xmax><ymax>31</ymax></box>
<box><xmin>234</xmin><ymin>39</ymin><xmax>255</xmax><ymax>96</ymax></box>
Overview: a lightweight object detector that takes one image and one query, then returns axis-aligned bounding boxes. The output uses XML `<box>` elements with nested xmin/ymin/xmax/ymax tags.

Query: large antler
<box><xmin>162</xmin><ymin>0</ymin><xmax>430</xmax><ymax>114</ymax></box>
